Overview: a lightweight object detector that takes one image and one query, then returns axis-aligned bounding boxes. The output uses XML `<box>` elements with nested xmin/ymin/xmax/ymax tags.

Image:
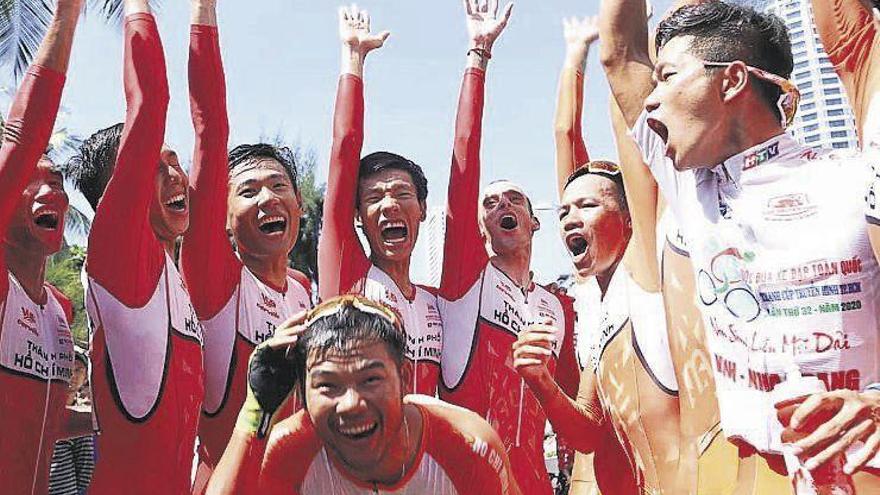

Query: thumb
<box><xmin>501</xmin><ymin>3</ymin><xmax>514</xmax><ymax>24</ymax></box>
<box><xmin>379</xmin><ymin>30</ymin><xmax>391</xmax><ymax>42</ymax></box>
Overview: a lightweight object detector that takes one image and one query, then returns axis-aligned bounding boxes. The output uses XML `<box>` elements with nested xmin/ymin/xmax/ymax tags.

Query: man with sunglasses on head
<box><xmin>437</xmin><ymin>2</ymin><xmax>579</xmax><ymax>494</ymax></box>
<box><xmin>206</xmin><ymin>296</ymin><xmax>520</xmax><ymax>494</ymax></box>
<box><xmin>601</xmin><ymin>0</ymin><xmax>880</xmax><ymax>492</ymax></box>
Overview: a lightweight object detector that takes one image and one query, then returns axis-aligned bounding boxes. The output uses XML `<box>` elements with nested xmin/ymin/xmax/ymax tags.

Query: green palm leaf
<box><xmin>0</xmin><ymin>0</ymin><xmax>53</xmax><ymax>79</ymax></box>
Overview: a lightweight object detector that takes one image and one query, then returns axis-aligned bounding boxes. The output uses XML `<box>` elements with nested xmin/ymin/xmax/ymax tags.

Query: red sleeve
<box><xmin>179</xmin><ymin>23</ymin><xmax>239</xmax><ymax>320</ymax></box>
<box><xmin>86</xmin><ymin>13</ymin><xmax>168</xmax><ymax>307</ymax></box>
<box><xmin>47</xmin><ymin>284</ymin><xmax>74</xmax><ymax>325</ymax></box>
<box><xmin>440</xmin><ymin>68</ymin><xmax>489</xmax><ymax>300</ymax></box>
<box><xmin>317</xmin><ymin>75</ymin><xmax>370</xmax><ymax>301</ymax></box>
<box><xmin>0</xmin><ymin>65</ymin><xmax>65</xmax><ymax>298</ymax></box>
<box><xmin>552</xmin><ymin>293</ymin><xmax>580</xmax><ymax>473</ymax></box>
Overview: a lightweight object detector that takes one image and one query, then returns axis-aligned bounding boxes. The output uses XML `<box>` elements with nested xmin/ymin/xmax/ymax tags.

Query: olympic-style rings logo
<box><xmin>697</xmin><ymin>247</ymin><xmax>762</xmax><ymax>322</ymax></box>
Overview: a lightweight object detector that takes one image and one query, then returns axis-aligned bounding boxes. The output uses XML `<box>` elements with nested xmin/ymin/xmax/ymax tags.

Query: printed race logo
<box><xmin>17</xmin><ymin>307</ymin><xmax>39</xmax><ymax>336</ymax></box>
<box><xmin>743</xmin><ymin>141</ymin><xmax>780</xmax><ymax>171</ymax></box>
<box><xmin>697</xmin><ymin>247</ymin><xmax>762</xmax><ymax>322</ymax></box>
<box><xmin>762</xmin><ymin>193</ymin><xmax>818</xmax><ymax>222</ymax></box>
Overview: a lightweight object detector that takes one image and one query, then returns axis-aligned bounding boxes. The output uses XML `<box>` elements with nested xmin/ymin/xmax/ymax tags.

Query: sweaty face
<box><xmin>558</xmin><ymin>175</ymin><xmax>631</xmax><ymax>279</ymax></box>
<box><xmin>479</xmin><ymin>181</ymin><xmax>539</xmax><ymax>257</ymax></box>
<box><xmin>306</xmin><ymin>341</ymin><xmax>406</xmax><ymax>474</ymax></box>
<box><xmin>149</xmin><ymin>147</ymin><xmax>190</xmax><ymax>241</ymax></box>
<box><xmin>228</xmin><ymin>159</ymin><xmax>301</xmax><ymax>260</ymax></box>
<box><xmin>645</xmin><ymin>35</ymin><xmax>727</xmax><ymax>170</ymax></box>
<box><xmin>357</xmin><ymin>168</ymin><xmax>425</xmax><ymax>264</ymax></box>
<box><xmin>4</xmin><ymin>159</ymin><xmax>69</xmax><ymax>256</ymax></box>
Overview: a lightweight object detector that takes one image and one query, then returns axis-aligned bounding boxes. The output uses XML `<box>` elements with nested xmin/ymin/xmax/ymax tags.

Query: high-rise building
<box><xmin>763</xmin><ymin>0</ymin><xmax>858</xmax><ymax>149</ymax></box>
<box><xmin>410</xmin><ymin>205</ymin><xmax>447</xmax><ymax>287</ymax></box>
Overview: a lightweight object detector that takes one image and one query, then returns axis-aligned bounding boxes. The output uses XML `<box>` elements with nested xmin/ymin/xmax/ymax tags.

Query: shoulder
<box><xmin>416</xmin><ymin>284</ymin><xmax>439</xmax><ymax>297</ymax></box>
<box><xmin>410</xmin><ymin>396</ymin><xmax>504</xmax><ymax>451</ymax></box>
<box><xmin>287</xmin><ymin>268</ymin><xmax>312</xmax><ymax>297</ymax></box>
<box><xmin>262</xmin><ymin>410</ymin><xmax>322</xmax><ymax>486</ymax></box>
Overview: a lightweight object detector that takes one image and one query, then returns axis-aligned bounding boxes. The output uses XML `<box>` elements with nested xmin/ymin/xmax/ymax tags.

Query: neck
<box><xmin>158</xmin><ymin>237</ymin><xmax>177</xmax><ymax>261</ymax></box>
<box><xmin>724</xmin><ymin>109</ymin><xmax>784</xmax><ymax>163</ymax></box>
<box><xmin>348</xmin><ymin>404</ymin><xmax>422</xmax><ymax>486</ymax></box>
<box><xmin>372</xmin><ymin>255</ymin><xmax>415</xmax><ymax>299</ymax></box>
<box><xmin>240</xmin><ymin>251</ymin><xmax>290</xmax><ymax>290</ymax></box>
<box><xmin>4</xmin><ymin>242</ymin><xmax>48</xmax><ymax>302</ymax></box>
<box><xmin>490</xmin><ymin>242</ymin><xmax>533</xmax><ymax>288</ymax></box>
<box><xmin>595</xmin><ymin>256</ymin><xmax>623</xmax><ymax>298</ymax></box>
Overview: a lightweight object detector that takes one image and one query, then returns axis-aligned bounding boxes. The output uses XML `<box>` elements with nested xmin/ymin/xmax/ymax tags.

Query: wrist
<box><xmin>190</xmin><ymin>2</ymin><xmax>218</xmax><ymax>26</ymax></box>
<box><xmin>466</xmin><ymin>47</ymin><xmax>491</xmax><ymax>71</ymax></box>
<box><xmin>341</xmin><ymin>45</ymin><xmax>366</xmax><ymax>77</ymax></box>
<box><xmin>526</xmin><ymin>372</ymin><xmax>559</xmax><ymax>403</ymax></box>
<box><xmin>564</xmin><ymin>48</ymin><xmax>588</xmax><ymax>71</ymax></box>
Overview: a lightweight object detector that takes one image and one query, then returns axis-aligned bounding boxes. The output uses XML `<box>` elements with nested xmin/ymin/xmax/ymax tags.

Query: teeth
<box><xmin>259</xmin><ymin>215</ymin><xmax>285</xmax><ymax>226</ymax></box>
<box><xmin>338</xmin><ymin>421</ymin><xmax>376</xmax><ymax>436</ymax></box>
<box><xmin>381</xmin><ymin>220</ymin><xmax>405</xmax><ymax>230</ymax></box>
<box><xmin>164</xmin><ymin>194</ymin><xmax>185</xmax><ymax>206</ymax></box>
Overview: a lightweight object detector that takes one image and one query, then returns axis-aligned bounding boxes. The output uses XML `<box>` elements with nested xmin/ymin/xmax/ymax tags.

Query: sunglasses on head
<box><xmin>702</xmin><ymin>61</ymin><xmax>800</xmax><ymax>128</ymax></box>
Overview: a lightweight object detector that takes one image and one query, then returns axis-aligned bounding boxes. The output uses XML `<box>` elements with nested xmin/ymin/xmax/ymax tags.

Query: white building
<box><xmin>763</xmin><ymin>0</ymin><xmax>858</xmax><ymax>149</ymax></box>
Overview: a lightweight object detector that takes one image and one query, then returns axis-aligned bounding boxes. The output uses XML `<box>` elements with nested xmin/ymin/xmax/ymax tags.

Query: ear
<box><xmin>419</xmin><ymin>200</ymin><xmax>427</xmax><ymax>222</ymax></box>
<box><xmin>531</xmin><ymin>215</ymin><xmax>541</xmax><ymax>233</ymax></box>
<box><xmin>721</xmin><ymin>61</ymin><xmax>750</xmax><ymax>103</ymax></box>
<box><xmin>399</xmin><ymin>362</ymin><xmax>413</xmax><ymax>397</ymax></box>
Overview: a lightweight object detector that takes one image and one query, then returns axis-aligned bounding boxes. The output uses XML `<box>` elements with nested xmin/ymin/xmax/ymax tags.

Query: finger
<box><xmin>265</xmin><ymin>334</ymin><xmax>300</xmax><ymax>351</ymax></box>
<box><xmin>804</xmin><ymin>418</ymin><xmax>876</xmax><ymax>471</ymax></box>
<box><xmin>844</xmin><ymin>429</ymin><xmax>880</xmax><ymax>474</ymax></box>
<box><xmin>273</xmin><ymin>324</ymin><xmax>307</xmax><ymax>339</ymax></box>
<box><xmin>378</xmin><ymin>30</ymin><xmax>391</xmax><ymax>43</ymax></box>
<box><xmin>790</xmin><ymin>393</ymin><xmax>830</xmax><ymax>430</ymax></box>
<box><xmin>339</xmin><ymin>6</ymin><xmax>347</xmax><ymax>22</ymax></box>
<box><xmin>514</xmin><ymin>333</ymin><xmax>557</xmax><ymax>348</ymax></box>
<box><xmin>362</xmin><ymin>9</ymin><xmax>370</xmax><ymax>29</ymax></box>
<box><xmin>489</xmin><ymin>0</ymin><xmax>499</xmax><ymax>17</ymax></box>
<box><xmin>277</xmin><ymin>310</ymin><xmax>309</xmax><ymax>331</ymax></box>
<box><xmin>500</xmin><ymin>3</ymin><xmax>514</xmax><ymax>25</ymax></box>
<box><xmin>463</xmin><ymin>0</ymin><xmax>473</xmax><ymax>16</ymax></box>
<box><xmin>514</xmin><ymin>345</ymin><xmax>553</xmax><ymax>358</ymax></box>
<box><xmin>513</xmin><ymin>358</ymin><xmax>545</xmax><ymax>368</ymax></box>
<box><xmin>793</xmin><ymin>401</ymin><xmax>863</xmax><ymax>454</ymax></box>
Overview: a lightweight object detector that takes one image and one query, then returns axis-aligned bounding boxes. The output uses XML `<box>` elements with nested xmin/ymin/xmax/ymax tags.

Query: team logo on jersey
<box><xmin>383</xmin><ymin>288</ymin><xmax>399</xmax><ymax>304</ymax></box>
<box><xmin>743</xmin><ymin>141</ymin><xmax>780</xmax><ymax>171</ymax></box>
<box><xmin>17</xmin><ymin>307</ymin><xmax>38</xmax><ymax>336</ymax></box>
<box><xmin>257</xmin><ymin>293</ymin><xmax>280</xmax><ymax>319</ymax></box>
<box><xmin>762</xmin><ymin>193</ymin><xmax>817</xmax><ymax>222</ymax></box>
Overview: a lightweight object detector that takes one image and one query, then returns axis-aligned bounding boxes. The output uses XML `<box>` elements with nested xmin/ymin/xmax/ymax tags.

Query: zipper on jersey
<box><xmin>515</xmin><ymin>378</ymin><xmax>525</xmax><ymax>447</ymax></box>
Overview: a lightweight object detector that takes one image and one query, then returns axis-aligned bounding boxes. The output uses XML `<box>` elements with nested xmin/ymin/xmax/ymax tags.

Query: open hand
<box><xmin>463</xmin><ymin>0</ymin><xmax>514</xmax><ymax>51</ymax></box>
<box><xmin>339</xmin><ymin>4</ymin><xmax>390</xmax><ymax>56</ymax></box>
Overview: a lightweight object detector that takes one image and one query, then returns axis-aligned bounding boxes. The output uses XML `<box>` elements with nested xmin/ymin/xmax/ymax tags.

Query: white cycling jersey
<box><xmin>632</xmin><ymin>111</ymin><xmax>880</xmax><ymax>455</ymax></box>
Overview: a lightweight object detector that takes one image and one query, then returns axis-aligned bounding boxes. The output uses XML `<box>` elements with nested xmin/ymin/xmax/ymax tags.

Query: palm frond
<box><xmin>89</xmin><ymin>0</ymin><xmax>161</xmax><ymax>25</ymax></box>
<box><xmin>64</xmin><ymin>203</ymin><xmax>91</xmax><ymax>240</ymax></box>
<box><xmin>0</xmin><ymin>0</ymin><xmax>53</xmax><ymax>80</ymax></box>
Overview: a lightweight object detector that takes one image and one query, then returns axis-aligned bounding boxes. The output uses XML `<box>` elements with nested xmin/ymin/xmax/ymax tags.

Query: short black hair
<box><xmin>358</xmin><ymin>151</ymin><xmax>428</xmax><ymax>203</ymax></box>
<box><xmin>564</xmin><ymin>162</ymin><xmax>629</xmax><ymax>214</ymax></box>
<box><xmin>228</xmin><ymin>143</ymin><xmax>299</xmax><ymax>193</ymax></box>
<box><xmin>293</xmin><ymin>296</ymin><xmax>407</xmax><ymax>398</ymax></box>
<box><xmin>656</xmin><ymin>0</ymin><xmax>793</xmax><ymax>119</ymax></box>
<box><xmin>64</xmin><ymin>123</ymin><xmax>124</xmax><ymax>211</ymax></box>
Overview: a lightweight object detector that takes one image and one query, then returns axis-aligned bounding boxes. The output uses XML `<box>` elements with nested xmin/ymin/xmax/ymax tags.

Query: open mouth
<box><xmin>499</xmin><ymin>214</ymin><xmax>518</xmax><ymax>231</ymax></box>
<box><xmin>258</xmin><ymin>215</ymin><xmax>287</xmax><ymax>234</ymax></box>
<box><xmin>164</xmin><ymin>194</ymin><xmax>187</xmax><ymax>212</ymax></box>
<box><xmin>33</xmin><ymin>210</ymin><xmax>59</xmax><ymax>230</ymax></box>
<box><xmin>646</xmin><ymin>117</ymin><xmax>669</xmax><ymax>145</ymax></box>
<box><xmin>336</xmin><ymin>420</ymin><xmax>378</xmax><ymax>441</ymax></box>
<box><xmin>566</xmin><ymin>234</ymin><xmax>588</xmax><ymax>258</ymax></box>
<box><xmin>380</xmin><ymin>221</ymin><xmax>408</xmax><ymax>244</ymax></box>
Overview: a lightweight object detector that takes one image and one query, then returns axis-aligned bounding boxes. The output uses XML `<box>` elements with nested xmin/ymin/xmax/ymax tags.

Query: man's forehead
<box><xmin>306</xmin><ymin>341</ymin><xmax>394</xmax><ymax>371</ymax></box>
<box><xmin>360</xmin><ymin>168</ymin><xmax>416</xmax><ymax>189</ymax></box>
<box><xmin>656</xmin><ymin>35</ymin><xmax>698</xmax><ymax>67</ymax></box>
<box><xmin>481</xmin><ymin>180</ymin><xmax>530</xmax><ymax>201</ymax></box>
<box><xmin>230</xmin><ymin>158</ymin><xmax>287</xmax><ymax>182</ymax></box>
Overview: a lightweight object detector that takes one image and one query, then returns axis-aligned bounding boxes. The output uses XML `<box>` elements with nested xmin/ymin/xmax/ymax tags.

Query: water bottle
<box><xmin>772</xmin><ymin>367</ymin><xmax>855</xmax><ymax>495</ymax></box>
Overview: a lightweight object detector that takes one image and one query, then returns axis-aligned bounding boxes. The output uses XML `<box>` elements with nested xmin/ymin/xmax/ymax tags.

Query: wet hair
<box><xmin>563</xmin><ymin>162</ymin><xmax>629</xmax><ymax>214</ymax></box>
<box><xmin>64</xmin><ymin>123</ymin><xmax>124</xmax><ymax>211</ymax></box>
<box><xmin>228</xmin><ymin>143</ymin><xmax>299</xmax><ymax>193</ymax></box>
<box><xmin>293</xmin><ymin>296</ymin><xmax>407</xmax><ymax>396</ymax></box>
<box><xmin>358</xmin><ymin>151</ymin><xmax>428</xmax><ymax>204</ymax></box>
<box><xmin>656</xmin><ymin>0</ymin><xmax>793</xmax><ymax>118</ymax></box>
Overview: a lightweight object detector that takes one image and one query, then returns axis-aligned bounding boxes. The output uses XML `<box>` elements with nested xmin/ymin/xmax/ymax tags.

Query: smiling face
<box><xmin>558</xmin><ymin>174</ymin><xmax>631</xmax><ymax>279</ymax></box>
<box><xmin>357</xmin><ymin>168</ymin><xmax>426</xmax><ymax>265</ymax></box>
<box><xmin>4</xmin><ymin>158</ymin><xmax>69</xmax><ymax>257</ymax></box>
<box><xmin>228</xmin><ymin>158</ymin><xmax>302</xmax><ymax>260</ymax></box>
<box><xmin>479</xmin><ymin>181</ymin><xmax>539</xmax><ymax>257</ymax></box>
<box><xmin>306</xmin><ymin>340</ymin><xmax>408</xmax><ymax>475</ymax></box>
<box><xmin>644</xmin><ymin>35</ymin><xmax>730</xmax><ymax>170</ymax></box>
<box><xmin>149</xmin><ymin>147</ymin><xmax>190</xmax><ymax>242</ymax></box>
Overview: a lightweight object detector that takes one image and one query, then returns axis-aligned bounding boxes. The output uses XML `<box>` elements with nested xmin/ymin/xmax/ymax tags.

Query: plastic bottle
<box><xmin>772</xmin><ymin>367</ymin><xmax>855</xmax><ymax>495</ymax></box>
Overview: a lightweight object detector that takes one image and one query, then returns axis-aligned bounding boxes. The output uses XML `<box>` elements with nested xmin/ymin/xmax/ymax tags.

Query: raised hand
<box><xmin>463</xmin><ymin>0</ymin><xmax>514</xmax><ymax>52</ymax></box>
<box><xmin>563</xmin><ymin>16</ymin><xmax>599</xmax><ymax>70</ymax></box>
<box><xmin>339</xmin><ymin>4</ymin><xmax>390</xmax><ymax>65</ymax></box>
<box><xmin>512</xmin><ymin>321</ymin><xmax>559</xmax><ymax>392</ymax></box>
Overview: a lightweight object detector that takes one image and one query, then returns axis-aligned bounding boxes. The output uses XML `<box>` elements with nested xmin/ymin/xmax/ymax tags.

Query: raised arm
<box><xmin>440</xmin><ymin>0</ymin><xmax>512</xmax><ymax>300</ymax></box>
<box><xmin>86</xmin><ymin>0</ymin><xmax>170</xmax><ymax>305</ymax></box>
<box><xmin>599</xmin><ymin>0</ymin><xmax>654</xmax><ymax>128</ymax></box>
<box><xmin>180</xmin><ymin>0</ymin><xmax>238</xmax><ymax>320</ymax></box>
<box><xmin>317</xmin><ymin>5</ymin><xmax>389</xmax><ymax>300</ymax></box>
<box><xmin>0</xmin><ymin>0</ymin><xmax>82</xmax><ymax>286</ymax></box>
<box><xmin>554</xmin><ymin>16</ymin><xmax>597</xmax><ymax>197</ymax></box>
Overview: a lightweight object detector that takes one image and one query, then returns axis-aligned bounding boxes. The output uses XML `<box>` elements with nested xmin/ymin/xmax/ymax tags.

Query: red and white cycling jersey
<box><xmin>176</xmin><ymin>24</ymin><xmax>313</xmax><ymax>479</ymax></box>
<box><xmin>633</xmin><ymin>111</ymin><xmax>880</xmax><ymax>457</ymax></box>
<box><xmin>318</xmin><ymin>75</ymin><xmax>442</xmax><ymax>396</ymax></box>
<box><xmin>1</xmin><ymin>274</ymin><xmax>74</xmax><ymax>495</ymax></box>
<box><xmin>439</xmin><ymin>68</ymin><xmax>579</xmax><ymax>495</ymax></box>
<box><xmin>85</xmin><ymin>14</ymin><xmax>204</xmax><ymax>494</ymax></box>
<box><xmin>258</xmin><ymin>396</ymin><xmax>519</xmax><ymax>494</ymax></box>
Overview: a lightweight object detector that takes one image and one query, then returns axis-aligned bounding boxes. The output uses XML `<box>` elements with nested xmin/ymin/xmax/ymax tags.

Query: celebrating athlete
<box><xmin>318</xmin><ymin>5</ymin><xmax>443</xmax><ymax>395</ymax></box>
<box><xmin>177</xmin><ymin>0</ymin><xmax>313</xmax><ymax>490</ymax></box>
<box><xmin>207</xmin><ymin>296</ymin><xmax>520</xmax><ymax>494</ymax></box>
<box><xmin>0</xmin><ymin>1</ymin><xmax>83</xmax><ymax>493</ymax></box>
<box><xmin>437</xmin><ymin>1</ymin><xmax>579</xmax><ymax>493</ymax></box>
<box><xmin>67</xmin><ymin>0</ymin><xmax>204</xmax><ymax>492</ymax></box>
<box><xmin>600</xmin><ymin>0</ymin><xmax>880</xmax><ymax>492</ymax></box>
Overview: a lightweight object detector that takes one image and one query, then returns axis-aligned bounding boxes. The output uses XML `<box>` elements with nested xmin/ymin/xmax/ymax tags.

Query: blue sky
<box><xmin>2</xmin><ymin>0</ymin><xmax>674</xmax><ymax>284</ymax></box>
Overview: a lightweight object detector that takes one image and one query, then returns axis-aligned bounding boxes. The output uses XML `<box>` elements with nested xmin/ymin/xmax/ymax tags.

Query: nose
<box><xmin>562</xmin><ymin>210</ymin><xmax>583</xmax><ymax>231</ymax></box>
<box><xmin>35</xmin><ymin>183</ymin><xmax>69</xmax><ymax>207</ymax></box>
<box><xmin>257</xmin><ymin>186</ymin><xmax>283</xmax><ymax>208</ymax></box>
<box><xmin>644</xmin><ymin>86</ymin><xmax>661</xmax><ymax>114</ymax></box>
<box><xmin>378</xmin><ymin>194</ymin><xmax>401</xmax><ymax>214</ymax></box>
<box><xmin>337</xmin><ymin>387</ymin><xmax>367</xmax><ymax>415</ymax></box>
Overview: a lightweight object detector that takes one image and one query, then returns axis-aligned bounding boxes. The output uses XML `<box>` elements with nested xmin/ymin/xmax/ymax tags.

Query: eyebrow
<box><xmin>235</xmin><ymin>173</ymin><xmax>288</xmax><ymax>188</ymax></box>
<box><xmin>309</xmin><ymin>359</ymin><xmax>388</xmax><ymax>378</ymax></box>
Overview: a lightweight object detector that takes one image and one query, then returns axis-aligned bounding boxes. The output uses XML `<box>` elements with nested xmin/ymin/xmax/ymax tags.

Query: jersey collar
<box><xmin>712</xmin><ymin>132</ymin><xmax>800</xmax><ymax>189</ymax></box>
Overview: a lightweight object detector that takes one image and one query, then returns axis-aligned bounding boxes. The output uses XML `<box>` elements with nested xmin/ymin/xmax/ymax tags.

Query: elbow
<box><xmin>554</xmin><ymin>125</ymin><xmax>576</xmax><ymax>145</ymax></box>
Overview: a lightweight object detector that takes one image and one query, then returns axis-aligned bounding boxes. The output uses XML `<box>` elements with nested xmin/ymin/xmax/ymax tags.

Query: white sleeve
<box><xmin>628</xmin><ymin>110</ymin><xmax>693</xmax><ymax>224</ymax></box>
